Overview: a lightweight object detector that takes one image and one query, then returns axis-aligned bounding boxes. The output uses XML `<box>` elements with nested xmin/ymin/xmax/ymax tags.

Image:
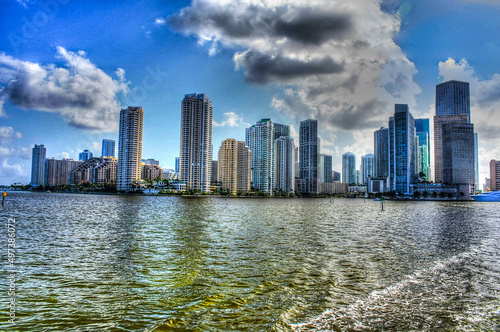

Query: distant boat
<box><xmin>471</xmin><ymin>191</ymin><xmax>500</xmax><ymax>202</ymax></box>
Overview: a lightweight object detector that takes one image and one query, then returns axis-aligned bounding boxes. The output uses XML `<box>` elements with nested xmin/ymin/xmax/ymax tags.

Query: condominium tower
<box><xmin>491</xmin><ymin>160</ymin><xmax>500</xmax><ymax>191</ymax></box>
<box><xmin>117</xmin><ymin>106</ymin><xmax>144</xmax><ymax>191</ymax></box>
<box><xmin>415</xmin><ymin>118</ymin><xmax>431</xmax><ymax>181</ymax></box>
<box><xmin>218</xmin><ymin>139</ymin><xmax>251</xmax><ymax>195</ymax></box>
<box><xmin>299</xmin><ymin>119</ymin><xmax>319</xmax><ymax>194</ymax></box>
<box><xmin>31</xmin><ymin>144</ymin><xmax>46</xmax><ymax>186</ymax></box>
<box><xmin>274</xmin><ymin>136</ymin><xmax>296</xmax><ymax>193</ymax></box>
<box><xmin>342</xmin><ymin>152</ymin><xmax>356</xmax><ymax>185</ymax></box>
<box><xmin>179</xmin><ymin>93</ymin><xmax>213</xmax><ymax>192</ymax></box>
<box><xmin>361</xmin><ymin>154</ymin><xmax>374</xmax><ymax>185</ymax></box>
<box><xmin>374</xmin><ymin>127</ymin><xmax>389</xmax><ymax>178</ymax></box>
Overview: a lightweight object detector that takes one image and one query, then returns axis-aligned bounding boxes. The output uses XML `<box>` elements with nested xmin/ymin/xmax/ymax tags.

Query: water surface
<box><xmin>1</xmin><ymin>192</ymin><xmax>499</xmax><ymax>331</ymax></box>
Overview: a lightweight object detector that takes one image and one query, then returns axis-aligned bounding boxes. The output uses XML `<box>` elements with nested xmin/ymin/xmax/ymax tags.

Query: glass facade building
<box><xmin>299</xmin><ymin>119</ymin><xmax>319</xmax><ymax>194</ymax></box>
<box><xmin>342</xmin><ymin>152</ymin><xmax>356</xmax><ymax>185</ymax></box>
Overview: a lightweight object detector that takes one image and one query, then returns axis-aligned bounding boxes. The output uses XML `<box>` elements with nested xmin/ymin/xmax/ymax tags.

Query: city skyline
<box><xmin>1</xmin><ymin>1</ymin><xmax>500</xmax><ymax>187</ymax></box>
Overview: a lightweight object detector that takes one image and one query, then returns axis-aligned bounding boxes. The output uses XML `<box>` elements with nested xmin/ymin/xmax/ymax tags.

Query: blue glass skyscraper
<box><xmin>415</xmin><ymin>118</ymin><xmax>430</xmax><ymax>181</ymax></box>
<box><xmin>436</xmin><ymin>80</ymin><xmax>470</xmax><ymax>122</ymax></box>
<box><xmin>299</xmin><ymin>119</ymin><xmax>319</xmax><ymax>194</ymax></box>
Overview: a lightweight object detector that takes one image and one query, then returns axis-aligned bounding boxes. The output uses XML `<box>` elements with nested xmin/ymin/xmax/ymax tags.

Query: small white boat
<box><xmin>471</xmin><ymin>191</ymin><xmax>500</xmax><ymax>202</ymax></box>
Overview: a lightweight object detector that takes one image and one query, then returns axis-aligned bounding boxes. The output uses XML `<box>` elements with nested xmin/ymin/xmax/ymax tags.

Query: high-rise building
<box><xmin>434</xmin><ymin>80</ymin><xmax>473</xmax><ymax>185</ymax></box>
<box><xmin>361</xmin><ymin>154</ymin><xmax>374</xmax><ymax>185</ymax></box>
<box><xmin>274</xmin><ymin>136</ymin><xmax>295</xmax><ymax>193</ymax></box>
<box><xmin>45</xmin><ymin>158</ymin><xmax>82</xmax><ymax>186</ymax></box>
<box><xmin>441</xmin><ymin>123</ymin><xmax>475</xmax><ymax>186</ymax></box>
<box><xmin>117</xmin><ymin>106</ymin><xmax>144</xmax><ymax>191</ymax></box>
<box><xmin>79</xmin><ymin>149</ymin><xmax>93</xmax><ymax>162</ymax></box>
<box><xmin>436</xmin><ymin>80</ymin><xmax>470</xmax><ymax>122</ymax></box>
<box><xmin>474</xmin><ymin>133</ymin><xmax>479</xmax><ymax>191</ymax></box>
<box><xmin>342</xmin><ymin>152</ymin><xmax>356</xmax><ymax>185</ymax></box>
<box><xmin>31</xmin><ymin>144</ymin><xmax>47</xmax><ymax>186</ymax></box>
<box><xmin>101</xmin><ymin>139</ymin><xmax>115</xmax><ymax>158</ymax></box>
<box><xmin>218</xmin><ymin>139</ymin><xmax>250</xmax><ymax>195</ymax></box>
<box><xmin>294</xmin><ymin>146</ymin><xmax>300</xmax><ymax>178</ymax></box>
<box><xmin>489</xmin><ymin>160</ymin><xmax>500</xmax><ymax>191</ymax></box>
<box><xmin>415</xmin><ymin>119</ymin><xmax>431</xmax><ymax>181</ymax></box>
<box><xmin>174</xmin><ymin>157</ymin><xmax>180</xmax><ymax>174</ymax></box>
<box><xmin>299</xmin><ymin>119</ymin><xmax>319</xmax><ymax>194</ymax></box>
<box><xmin>245</xmin><ymin>118</ymin><xmax>289</xmax><ymax>194</ymax></box>
<box><xmin>389</xmin><ymin>104</ymin><xmax>416</xmax><ymax>195</ymax></box>
<box><xmin>211</xmin><ymin>160</ymin><xmax>218</xmax><ymax>183</ymax></box>
<box><xmin>374</xmin><ymin>127</ymin><xmax>389</xmax><ymax>179</ymax></box>
<box><xmin>179</xmin><ymin>93</ymin><xmax>213</xmax><ymax>193</ymax></box>
<box><xmin>319</xmin><ymin>154</ymin><xmax>333</xmax><ymax>183</ymax></box>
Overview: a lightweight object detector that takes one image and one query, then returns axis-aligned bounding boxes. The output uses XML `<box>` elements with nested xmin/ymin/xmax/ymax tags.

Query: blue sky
<box><xmin>1</xmin><ymin>0</ymin><xmax>500</xmax><ymax>186</ymax></box>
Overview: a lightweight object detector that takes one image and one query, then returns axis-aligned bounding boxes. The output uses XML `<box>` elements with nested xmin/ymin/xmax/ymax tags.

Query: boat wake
<box><xmin>291</xmin><ymin>244</ymin><xmax>500</xmax><ymax>331</ymax></box>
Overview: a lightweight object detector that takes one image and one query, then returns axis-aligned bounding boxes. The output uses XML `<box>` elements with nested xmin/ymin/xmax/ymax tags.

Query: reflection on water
<box><xmin>0</xmin><ymin>193</ymin><xmax>499</xmax><ymax>331</ymax></box>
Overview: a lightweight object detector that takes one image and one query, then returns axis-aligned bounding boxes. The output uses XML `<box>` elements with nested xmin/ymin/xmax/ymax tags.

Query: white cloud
<box><xmin>0</xmin><ymin>158</ymin><xmax>27</xmax><ymax>178</ymax></box>
<box><xmin>0</xmin><ymin>47</ymin><xmax>129</xmax><ymax>132</ymax></box>
<box><xmin>0</xmin><ymin>126</ymin><xmax>22</xmax><ymax>142</ymax></box>
<box><xmin>155</xmin><ymin>17</ymin><xmax>167</xmax><ymax>25</ymax></box>
<box><xmin>213</xmin><ymin>111</ymin><xmax>250</xmax><ymax>127</ymax></box>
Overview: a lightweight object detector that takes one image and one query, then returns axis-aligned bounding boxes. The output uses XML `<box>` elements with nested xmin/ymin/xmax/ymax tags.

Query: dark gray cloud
<box><xmin>169</xmin><ymin>3</ymin><xmax>353</xmax><ymax>46</ymax></box>
<box><xmin>237</xmin><ymin>51</ymin><xmax>344</xmax><ymax>84</ymax></box>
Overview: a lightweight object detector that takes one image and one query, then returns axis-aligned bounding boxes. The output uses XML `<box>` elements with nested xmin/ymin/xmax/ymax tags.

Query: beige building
<box><xmin>70</xmin><ymin>157</ymin><xmax>117</xmax><ymax>185</ymax></box>
<box><xmin>46</xmin><ymin>158</ymin><xmax>82</xmax><ymax>186</ymax></box>
<box><xmin>491</xmin><ymin>160</ymin><xmax>500</xmax><ymax>191</ymax></box>
<box><xmin>142</xmin><ymin>164</ymin><xmax>163</xmax><ymax>181</ymax></box>
<box><xmin>117</xmin><ymin>106</ymin><xmax>144</xmax><ymax>191</ymax></box>
<box><xmin>218</xmin><ymin>139</ymin><xmax>251</xmax><ymax>195</ymax></box>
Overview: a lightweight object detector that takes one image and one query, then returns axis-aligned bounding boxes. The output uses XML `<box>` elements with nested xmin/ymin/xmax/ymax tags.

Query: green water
<box><xmin>1</xmin><ymin>192</ymin><xmax>499</xmax><ymax>331</ymax></box>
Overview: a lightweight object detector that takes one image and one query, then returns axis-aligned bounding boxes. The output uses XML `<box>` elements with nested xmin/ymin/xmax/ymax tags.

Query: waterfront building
<box><xmin>415</xmin><ymin>119</ymin><xmax>431</xmax><ymax>180</ymax></box>
<box><xmin>320</xmin><ymin>182</ymin><xmax>348</xmax><ymax>194</ymax></box>
<box><xmin>409</xmin><ymin>183</ymin><xmax>471</xmax><ymax>200</ymax></box>
<box><xmin>211</xmin><ymin>160</ymin><xmax>218</xmax><ymax>183</ymax></box>
<box><xmin>299</xmin><ymin>119</ymin><xmax>319</xmax><ymax>194</ymax></box>
<box><xmin>389</xmin><ymin>104</ymin><xmax>416</xmax><ymax>196</ymax></box>
<box><xmin>117</xmin><ymin>106</ymin><xmax>144</xmax><ymax>191</ymax></box>
<box><xmin>374</xmin><ymin>127</ymin><xmax>389</xmax><ymax>179</ymax></box>
<box><xmin>70</xmin><ymin>157</ymin><xmax>118</xmax><ymax>185</ymax></box>
<box><xmin>361</xmin><ymin>154</ymin><xmax>374</xmax><ymax>185</ymax></box>
<box><xmin>436</xmin><ymin>80</ymin><xmax>470</xmax><ymax>122</ymax></box>
<box><xmin>218</xmin><ymin>139</ymin><xmax>251</xmax><ymax>195</ymax></box>
<box><xmin>274</xmin><ymin>136</ymin><xmax>295</xmax><ymax>193</ymax></box>
<box><xmin>31</xmin><ymin>144</ymin><xmax>46</xmax><ymax>186</ymax></box>
<box><xmin>245</xmin><ymin>118</ymin><xmax>289</xmax><ymax>194</ymax></box>
<box><xmin>342</xmin><ymin>152</ymin><xmax>356</xmax><ymax>185</ymax></box>
<box><xmin>162</xmin><ymin>169</ymin><xmax>178</xmax><ymax>181</ymax></box>
<box><xmin>175</xmin><ymin>157</ymin><xmax>180</xmax><ymax>174</ymax></box>
<box><xmin>79</xmin><ymin>149</ymin><xmax>93</xmax><ymax>162</ymax></box>
<box><xmin>475</xmin><ymin>133</ymin><xmax>479</xmax><ymax>191</ymax></box>
<box><xmin>442</xmin><ymin>123</ymin><xmax>475</xmax><ymax>187</ymax></box>
<box><xmin>434</xmin><ymin>80</ymin><xmax>472</xmax><ymax>184</ymax></box>
<box><xmin>45</xmin><ymin>158</ymin><xmax>82</xmax><ymax>186</ymax></box>
<box><xmin>490</xmin><ymin>160</ymin><xmax>500</xmax><ymax>191</ymax></box>
<box><xmin>319</xmin><ymin>154</ymin><xmax>333</xmax><ymax>183</ymax></box>
<box><xmin>179</xmin><ymin>93</ymin><xmax>213</xmax><ymax>193</ymax></box>
<box><xmin>294</xmin><ymin>147</ymin><xmax>300</xmax><ymax>178</ymax></box>
<box><xmin>101</xmin><ymin>139</ymin><xmax>115</xmax><ymax>158</ymax></box>
<box><xmin>142</xmin><ymin>164</ymin><xmax>163</xmax><ymax>180</ymax></box>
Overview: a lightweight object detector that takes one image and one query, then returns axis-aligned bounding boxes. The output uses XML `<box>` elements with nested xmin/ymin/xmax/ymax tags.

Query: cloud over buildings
<box><xmin>168</xmin><ymin>0</ymin><xmax>422</xmax><ymax>132</ymax></box>
<box><xmin>0</xmin><ymin>47</ymin><xmax>129</xmax><ymax>132</ymax></box>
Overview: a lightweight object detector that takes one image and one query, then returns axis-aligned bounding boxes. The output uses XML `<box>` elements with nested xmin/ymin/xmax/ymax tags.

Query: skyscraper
<box><xmin>436</xmin><ymin>80</ymin><xmax>470</xmax><ymax>122</ymax></box>
<box><xmin>342</xmin><ymin>152</ymin><xmax>356</xmax><ymax>185</ymax></box>
<box><xmin>45</xmin><ymin>158</ymin><xmax>82</xmax><ymax>186</ymax></box>
<box><xmin>490</xmin><ymin>160</ymin><xmax>500</xmax><ymax>191</ymax></box>
<box><xmin>274</xmin><ymin>136</ymin><xmax>295</xmax><ymax>193</ymax></box>
<box><xmin>31</xmin><ymin>144</ymin><xmax>46</xmax><ymax>186</ymax></box>
<box><xmin>374</xmin><ymin>127</ymin><xmax>389</xmax><ymax>178</ymax></box>
<box><xmin>245</xmin><ymin>119</ymin><xmax>289</xmax><ymax>194</ymax></box>
<box><xmin>117</xmin><ymin>106</ymin><xmax>144</xmax><ymax>191</ymax></box>
<box><xmin>174</xmin><ymin>157</ymin><xmax>180</xmax><ymax>174</ymax></box>
<box><xmin>299</xmin><ymin>119</ymin><xmax>319</xmax><ymax>194</ymax></box>
<box><xmin>361</xmin><ymin>154</ymin><xmax>374</xmax><ymax>185</ymax></box>
<box><xmin>319</xmin><ymin>154</ymin><xmax>333</xmax><ymax>183</ymax></box>
<box><xmin>218</xmin><ymin>139</ymin><xmax>250</xmax><ymax>195</ymax></box>
<box><xmin>389</xmin><ymin>104</ymin><xmax>416</xmax><ymax>195</ymax></box>
<box><xmin>442</xmin><ymin>123</ymin><xmax>475</xmax><ymax>186</ymax></box>
<box><xmin>79</xmin><ymin>149</ymin><xmax>93</xmax><ymax>162</ymax></box>
<box><xmin>101</xmin><ymin>139</ymin><xmax>115</xmax><ymax>157</ymax></box>
<box><xmin>179</xmin><ymin>93</ymin><xmax>213</xmax><ymax>193</ymax></box>
<box><xmin>415</xmin><ymin>119</ymin><xmax>431</xmax><ymax>181</ymax></box>
<box><xmin>434</xmin><ymin>80</ymin><xmax>472</xmax><ymax>184</ymax></box>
